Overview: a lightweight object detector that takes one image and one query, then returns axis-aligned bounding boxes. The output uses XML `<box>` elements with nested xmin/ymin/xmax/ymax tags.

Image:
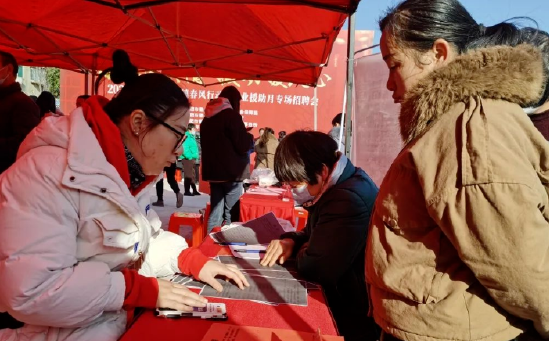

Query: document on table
<box><xmin>200</xmin><ymin>324</ymin><xmax>344</xmax><ymax>341</ymax></box>
<box><xmin>229</xmin><ymin>244</ymin><xmax>268</xmax><ymax>259</ymax></box>
<box><xmin>169</xmin><ymin>274</ymin><xmax>205</xmax><ymax>289</ymax></box>
<box><xmin>210</xmin><ymin>212</ymin><xmax>285</xmax><ymax>245</ymax></box>
<box><xmin>200</xmin><ymin>274</ymin><xmax>308</xmax><ymax>306</ymax></box>
<box><xmin>218</xmin><ymin>256</ymin><xmax>297</xmax><ymax>272</ymax></box>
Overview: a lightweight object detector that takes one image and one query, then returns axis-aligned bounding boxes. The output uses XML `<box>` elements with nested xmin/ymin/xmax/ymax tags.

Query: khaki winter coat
<box><xmin>254</xmin><ymin>135</ymin><xmax>279</xmax><ymax>170</ymax></box>
<box><xmin>366</xmin><ymin>45</ymin><xmax>549</xmax><ymax>341</ymax></box>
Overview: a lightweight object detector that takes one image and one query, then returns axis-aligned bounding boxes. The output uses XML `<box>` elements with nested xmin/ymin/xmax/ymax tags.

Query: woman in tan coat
<box><xmin>366</xmin><ymin>1</ymin><xmax>549</xmax><ymax>341</ymax></box>
<box><xmin>254</xmin><ymin>127</ymin><xmax>279</xmax><ymax>170</ymax></box>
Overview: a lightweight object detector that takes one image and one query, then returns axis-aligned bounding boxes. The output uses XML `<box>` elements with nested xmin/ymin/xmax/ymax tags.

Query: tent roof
<box><xmin>0</xmin><ymin>0</ymin><xmax>354</xmax><ymax>86</ymax></box>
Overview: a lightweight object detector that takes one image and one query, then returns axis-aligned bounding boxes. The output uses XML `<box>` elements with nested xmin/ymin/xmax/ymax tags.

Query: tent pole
<box><xmin>91</xmin><ymin>54</ymin><xmax>98</xmax><ymax>95</ymax></box>
<box><xmin>84</xmin><ymin>72</ymin><xmax>89</xmax><ymax>95</ymax></box>
<box><xmin>314</xmin><ymin>86</ymin><xmax>318</xmax><ymax>131</ymax></box>
<box><xmin>344</xmin><ymin>13</ymin><xmax>356</xmax><ymax>159</ymax></box>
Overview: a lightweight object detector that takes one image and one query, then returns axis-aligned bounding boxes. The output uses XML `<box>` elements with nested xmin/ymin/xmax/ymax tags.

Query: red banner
<box><xmin>60</xmin><ymin>30</ymin><xmax>373</xmax><ymax>137</ymax></box>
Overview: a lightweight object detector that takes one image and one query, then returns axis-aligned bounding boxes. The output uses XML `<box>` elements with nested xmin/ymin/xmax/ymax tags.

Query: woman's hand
<box><xmin>156</xmin><ymin>278</ymin><xmax>207</xmax><ymax>312</ymax></box>
<box><xmin>198</xmin><ymin>260</ymin><xmax>250</xmax><ymax>292</ymax></box>
<box><xmin>260</xmin><ymin>238</ymin><xmax>295</xmax><ymax>267</ymax></box>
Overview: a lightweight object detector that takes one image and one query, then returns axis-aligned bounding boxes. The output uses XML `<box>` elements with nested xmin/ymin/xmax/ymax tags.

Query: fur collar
<box><xmin>400</xmin><ymin>44</ymin><xmax>545</xmax><ymax>144</ymax></box>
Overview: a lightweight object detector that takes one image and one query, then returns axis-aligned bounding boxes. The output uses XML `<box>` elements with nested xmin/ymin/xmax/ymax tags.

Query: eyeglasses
<box><xmin>144</xmin><ymin>112</ymin><xmax>186</xmax><ymax>151</ymax></box>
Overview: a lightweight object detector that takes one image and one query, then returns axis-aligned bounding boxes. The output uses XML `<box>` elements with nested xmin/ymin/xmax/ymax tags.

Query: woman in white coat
<box><xmin>0</xmin><ymin>50</ymin><xmax>248</xmax><ymax>341</ymax></box>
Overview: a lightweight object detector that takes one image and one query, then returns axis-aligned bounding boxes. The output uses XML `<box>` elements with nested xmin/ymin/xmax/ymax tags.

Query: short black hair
<box><xmin>187</xmin><ymin>123</ymin><xmax>196</xmax><ymax>130</ymax></box>
<box><xmin>274</xmin><ymin>131</ymin><xmax>338</xmax><ymax>185</ymax></box>
<box><xmin>0</xmin><ymin>51</ymin><xmax>18</xmax><ymax>77</ymax></box>
<box><xmin>77</xmin><ymin>94</ymin><xmax>91</xmax><ymax>100</ymax></box>
<box><xmin>332</xmin><ymin>113</ymin><xmax>343</xmax><ymax>126</ymax></box>
<box><xmin>36</xmin><ymin>91</ymin><xmax>56</xmax><ymax>118</ymax></box>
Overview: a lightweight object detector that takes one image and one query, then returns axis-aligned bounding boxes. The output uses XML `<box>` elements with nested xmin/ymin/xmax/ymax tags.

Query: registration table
<box><xmin>120</xmin><ymin>234</ymin><xmax>338</xmax><ymax>340</ymax></box>
<box><xmin>240</xmin><ymin>186</ymin><xmax>295</xmax><ymax>225</ymax></box>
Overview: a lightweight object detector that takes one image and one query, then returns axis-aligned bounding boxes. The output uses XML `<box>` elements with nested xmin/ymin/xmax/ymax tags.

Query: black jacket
<box><xmin>200</xmin><ymin>105</ymin><xmax>253</xmax><ymax>182</ymax></box>
<box><xmin>281</xmin><ymin>160</ymin><xmax>379</xmax><ymax>341</ymax></box>
<box><xmin>0</xmin><ymin>83</ymin><xmax>40</xmax><ymax>174</ymax></box>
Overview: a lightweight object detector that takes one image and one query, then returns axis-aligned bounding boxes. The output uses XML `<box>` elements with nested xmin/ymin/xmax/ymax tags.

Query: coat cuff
<box><xmin>120</xmin><ymin>269</ymin><xmax>159</xmax><ymax>310</ymax></box>
<box><xmin>177</xmin><ymin>248</ymin><xmax>210</xmax><ymax>279</ymax></box>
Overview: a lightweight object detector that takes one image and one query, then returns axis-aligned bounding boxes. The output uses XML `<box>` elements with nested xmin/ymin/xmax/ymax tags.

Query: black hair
<box><xmin>379</xmin><ymin>0</ymin><xmax>482</xmax><ymax>56</ymax></box>
<box><xmin>77</xmin><ymin>94</ymin><xmax>91</xmax><ymax>100</ymax></box>
<box><xmin>332</xmin><ymin>113</ymin><xmax>343</xmax><ymax>126</ymax></box>
<box><xmin>278</xmin><ymin>131</ymin><xmax>287</xmax><ymax>138</ymax></box>
<box><xmin>102</xmin><ymin>50</ymin><xmax>190</xmax><ymax>133</ymax></box>
<box><xmin>219</xmin><ymin>85</ymin><xmax>241</xmax><ymax>114</ymax></box>
<box><xmin>0</xmin><ymin>51</ymin><xmax>18</xmax><ymax>77</ymax></box>
<box><xmin>274</xmin><ymin>131</ymin><xmax>338</xmax><ymax>185</ymax></box>
<box><xmin>36</xmin><ymin>91</ymin><xmax>56</xmax><ymax>118</ymax></box>
<box><xmin>467</xmin><ymin>25</ymin><xmax>549</xmax><ymax>107</ymax></box>
<box><xmin>187</xmin><ymin>123</ymin><xmax>196</xmax><ymax>130</ymax></box>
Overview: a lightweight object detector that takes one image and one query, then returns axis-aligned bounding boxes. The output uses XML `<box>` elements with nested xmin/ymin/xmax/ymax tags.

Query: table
<box><xmin>240</xmin><ymin>186</ymin><xmax>295</xmax><ymax>224</ymax></box>
<box><xmin>120</xmin><ymin>235</ymin><xmax>338</xmax><ymax>340</ymax></box>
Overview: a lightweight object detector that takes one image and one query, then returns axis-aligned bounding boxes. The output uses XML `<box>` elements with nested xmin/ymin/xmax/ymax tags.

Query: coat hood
<box><xmin>17</xmin><ymin>113</ymin><xmax>70</xmax><ymax>158</ymax></box>
<box><xmin>205</xmin><ymin>97</ymin><xmax>233</xmax><ymax>118</ymax></box>
<box><xmin>400</xmin><ymin>44</ymin><xmax>545</xmax><ymax>144</ymax></box>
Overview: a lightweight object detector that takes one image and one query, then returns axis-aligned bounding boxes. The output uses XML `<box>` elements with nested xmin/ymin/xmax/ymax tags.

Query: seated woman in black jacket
<box><xmin>260</xmin><ymin>131</ymin><xmax>379</xmax><ymax>341</ymax></box>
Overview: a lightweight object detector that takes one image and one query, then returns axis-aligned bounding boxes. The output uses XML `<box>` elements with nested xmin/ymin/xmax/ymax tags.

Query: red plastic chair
<box><xmin>168</xmin><ymin>212</ymin><xmax>204</xmax><ymax>247</ymax></box>
<box><xmin>294</xmin><ymin>207</ymin><xmax>308</xmax><ymax>231</ymax></box>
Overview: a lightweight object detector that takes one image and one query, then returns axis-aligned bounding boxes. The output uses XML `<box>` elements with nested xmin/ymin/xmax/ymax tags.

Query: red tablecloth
<box><xmin>120</xmin><ymin>235</ymin><xmax>338</xmax><ymax>340</ymax></box>
<box><xmin>240</xmin><ymin>186</ymin><xmax>295</xmax><ymax>224</ymax></box>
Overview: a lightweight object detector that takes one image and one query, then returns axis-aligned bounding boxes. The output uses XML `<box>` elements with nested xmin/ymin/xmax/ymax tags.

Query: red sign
<box><xmin>60</xmin><ymin>30</ymin><xmax>373</xmax><ymax>137</ymax></box>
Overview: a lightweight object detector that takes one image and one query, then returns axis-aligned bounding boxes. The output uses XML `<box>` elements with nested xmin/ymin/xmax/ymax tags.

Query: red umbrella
<box><xmin>0</xmin><ymin>0</ymin><xmax>357</xmax><ymax>86</ymax></box>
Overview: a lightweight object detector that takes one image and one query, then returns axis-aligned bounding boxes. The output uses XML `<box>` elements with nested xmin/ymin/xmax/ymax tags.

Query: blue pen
<box><xmin>219</xmin><ymin>242</ymin><xmax>247</xmax><ymax>246</ymax></box>
<box><xmin>234</xmin><ymin>249</ymin><xmax>266</xmax><ymax>253</ymax></box>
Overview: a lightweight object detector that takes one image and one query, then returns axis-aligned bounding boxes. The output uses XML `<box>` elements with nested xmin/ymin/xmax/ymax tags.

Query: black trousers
<box><xmin>156</xmin><ymin>163</ymin><xmax>180</xmax><ymax>200</ymax></box>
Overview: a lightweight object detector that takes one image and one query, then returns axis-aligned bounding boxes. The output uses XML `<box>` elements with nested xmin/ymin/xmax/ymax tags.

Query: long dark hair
<box><xmin>258</xmin><ymin>127</ymin><xmax>275</xmax><ymax>148</ymax></box>
<box><xmin>100</xmin><ymin>50</ymin><xmax>190</xmax><ymax>136</ymax></box>
<box><xmin>379</xmin><ymin>0</ymin><xmax>547</xmax><ymax>106</ymax></box>
<box><xmin>219</xmin><ymin>86</ymin><xmax>241</xmax><ymax>114</ymax></box>
<box><xmin>379</xmin><ymin>0</ymin><xmax>481</xmax><ymax>55</ymax></box>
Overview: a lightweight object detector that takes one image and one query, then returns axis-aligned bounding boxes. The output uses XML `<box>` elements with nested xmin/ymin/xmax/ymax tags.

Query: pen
<box><xmin>234</xmin><ymin>249</ymin><xmax>266</xmax><ymax>253</ymax></box>
<box><xmin>219</xmin><ymin>242</ymin><xmax>247</xmax><ymax>246</ymax></box>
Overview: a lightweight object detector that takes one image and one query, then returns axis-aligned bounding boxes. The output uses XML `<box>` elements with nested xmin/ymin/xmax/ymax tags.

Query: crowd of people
<box><xmin>0</xmin><ymin>0</ymin><xmax>548</xmax><ymax>340</ymax></box>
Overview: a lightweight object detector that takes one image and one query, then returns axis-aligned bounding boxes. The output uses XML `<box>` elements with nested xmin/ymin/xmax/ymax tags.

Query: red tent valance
<box><xmin>0</xmin><ymin>0</ymin><xmax>357</xmax><ymax>86</ymax></box>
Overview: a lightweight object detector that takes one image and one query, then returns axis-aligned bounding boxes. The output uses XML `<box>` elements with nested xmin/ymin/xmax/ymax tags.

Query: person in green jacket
<box><xmin>181</xmin><ymin>123</ymin><xmax>200</xmax><ymax>196</ymax></box>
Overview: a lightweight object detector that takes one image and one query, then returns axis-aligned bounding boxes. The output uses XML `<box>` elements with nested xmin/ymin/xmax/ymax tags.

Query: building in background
<box><xmin>16</xmin><ymin>66</ymin><xmax>48</xmax><ymax>97</ymax></box>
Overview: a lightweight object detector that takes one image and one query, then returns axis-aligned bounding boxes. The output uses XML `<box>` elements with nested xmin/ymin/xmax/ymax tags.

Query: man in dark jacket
<box><xmin>200</xmin><ymin>86</ymin><xmax>253</xmax><ymax>232</ymax></box>
<box><xmin>260</xmin><ymin>131</ymin><xmax>379</xmax><ymax>341</ymax></box>
<box><xmin>0</xmin><ymin>51</ymin><xmax>40</xmax><ymax>174</ymax></box>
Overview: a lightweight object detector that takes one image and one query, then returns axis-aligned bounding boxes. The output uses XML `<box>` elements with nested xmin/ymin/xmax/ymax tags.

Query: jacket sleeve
<box><xmin>293</xmin><ymin>190</ymin><xmax>370</xmax><ymax>286</ymax></box>
<box><xmin>0</xmin><ymin>154</ymin><xmax>125</xmax><ymax>329</ymax></box>
<box><xmin>190</xmin><ymin>139</ymin><xmax>199</xmax><ymax>160</ymax></box>
<box><xmin>429</xmin><ymin>183</ymin><xmax>549</xmax><ymax>337</ymax></box>
<box><xmin>226</xmin><ymin>111</ymin><xmax>254</xmax><ymax>155</ymax></box>
<box><xmin>280</xmin><ymin>215</ymin><xmax>311</xmax><ymax>251</ymax></box>
<box><xmin>0</xmin><ymin>98</ymin><xmax>40</xmax><ymax>162</ymax></box>
<box><xmin>139</xmin><ymin>228</ymin><xmax>189</xmax><ymax>278</ymax></box>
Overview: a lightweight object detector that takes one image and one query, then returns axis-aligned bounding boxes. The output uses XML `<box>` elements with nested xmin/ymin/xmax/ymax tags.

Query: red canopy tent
<box><xmin>0</xmin><ymin>0</ymin><xmax>358</xmax><ymax>88</ymax></box>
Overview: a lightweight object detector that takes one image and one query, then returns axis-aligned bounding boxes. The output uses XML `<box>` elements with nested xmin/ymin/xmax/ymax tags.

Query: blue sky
<box><xmin>354</xmin><ymin>0</ymin><xmax>549</xmax><ymax>49</ymax></box>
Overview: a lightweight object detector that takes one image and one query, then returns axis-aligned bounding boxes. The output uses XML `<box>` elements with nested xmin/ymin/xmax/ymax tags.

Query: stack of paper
<box><xmin>210</xmin><ymin>212</ymin><xmax>285</xmax><ymax>245</ymax></box>
<box><xmin>228</xmin><ymin>244</ymin><xmax>268</xmax><ymax>260</ymax></box>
